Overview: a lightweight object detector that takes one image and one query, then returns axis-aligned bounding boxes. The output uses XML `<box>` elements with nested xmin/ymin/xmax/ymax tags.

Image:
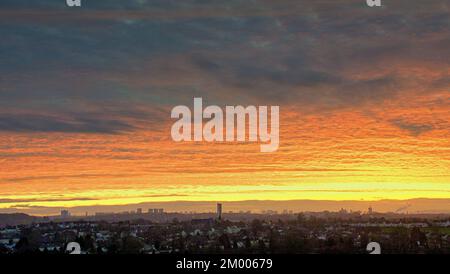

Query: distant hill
<box><xmin>0</xmin><ymin>213</ymin><xmax>38</xmax><ymax>227</ymax></box>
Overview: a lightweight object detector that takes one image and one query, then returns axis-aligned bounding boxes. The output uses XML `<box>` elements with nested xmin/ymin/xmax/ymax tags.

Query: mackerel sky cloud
<box><xmin>0</xmin><ymin>0</ymin><xmax>449</xmax><ymax>214</ymax></box>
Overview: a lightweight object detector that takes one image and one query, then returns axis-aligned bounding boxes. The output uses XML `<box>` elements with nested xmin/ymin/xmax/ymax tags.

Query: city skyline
<box><xmin>1</xmin><ymin>198</ymin><xmax>450</xmax><ymax>217</ymax></box>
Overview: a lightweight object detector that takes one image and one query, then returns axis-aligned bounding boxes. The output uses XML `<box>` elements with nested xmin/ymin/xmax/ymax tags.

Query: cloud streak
<box><xmin>0</xmin><ymin>113</ymin><xmax>135</xmax><ymax>133</ymax></box>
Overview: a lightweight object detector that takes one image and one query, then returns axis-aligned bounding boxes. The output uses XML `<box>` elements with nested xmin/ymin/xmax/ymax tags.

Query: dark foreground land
<box><xmin>1</xmin><ymin>211</ymin><xmax>449</xmax><ymax>254</ymax></box>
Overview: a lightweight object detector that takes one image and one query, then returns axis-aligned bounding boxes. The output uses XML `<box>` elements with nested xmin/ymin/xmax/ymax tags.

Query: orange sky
<box><xmin>0</xmin><ymin>0</ymin><xmax>449</xmax><ymax>214</ymax></box>
<box><xmin>1</xmin><ymin>93</ymin><xmax>449</xmax><ymax>211</ymax></box>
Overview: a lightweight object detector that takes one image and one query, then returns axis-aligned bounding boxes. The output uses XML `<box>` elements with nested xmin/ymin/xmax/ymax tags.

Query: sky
<box><xmin>0</xmin><ymin>0</ymin><xmax>449</xmax><ymax>214</ymax></box>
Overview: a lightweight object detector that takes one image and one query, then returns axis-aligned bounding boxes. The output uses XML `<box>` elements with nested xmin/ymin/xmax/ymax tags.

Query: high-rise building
<box><xmin>137</xmin><ymin>208</ymin><xmax>142</xmax><ymax>214</ymax></box>
<box><xmin>61</xmin><ymin>210</ymin><xmax>70</xmax><ymax>218</ymax></box>
<box><xmin>217</xmin><ymin>203</ymin><xmax>222</xmax><ymax>220</ymax></box>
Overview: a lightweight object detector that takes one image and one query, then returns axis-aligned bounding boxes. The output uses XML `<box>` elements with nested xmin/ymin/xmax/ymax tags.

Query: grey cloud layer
<box><xmin>0</xmin><ymin>0</ymin><xmax>449</xmax><ymax>133</ymax></box>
